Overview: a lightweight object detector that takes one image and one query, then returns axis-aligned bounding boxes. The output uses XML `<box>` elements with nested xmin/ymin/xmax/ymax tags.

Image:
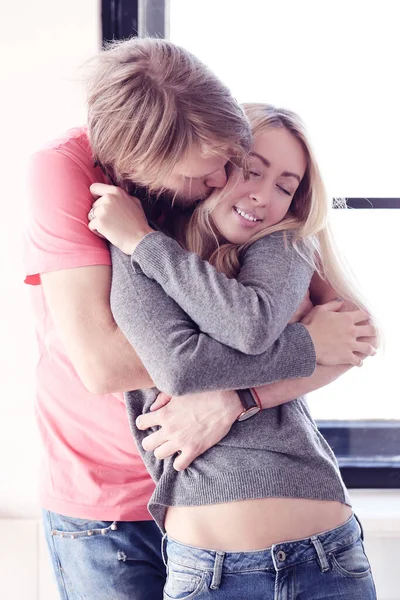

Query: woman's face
<box><xmin>210</xmin><ymin>127</ymin><xmax>307</xmax><ymax>245</ymax></box>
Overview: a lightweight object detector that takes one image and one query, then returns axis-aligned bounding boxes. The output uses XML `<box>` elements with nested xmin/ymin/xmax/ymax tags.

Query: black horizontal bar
<box><xmin>333</xmin><ymin>198</ymin><xmax>400</xmax><ymax>209</ymax></box>
<box><xmin>340</xmin><ymin>466</ymin><xmax>400</xmax><ymax>489</ymax></box>
<box><xmin>318</xmin><ymin>421</ymin><xmax>400</xmax><ymax>460</ymax></box>
<box><xmin>318</xmin><ymin>421</ymin><xmax>400</xmax><ymax>488</ymax></box>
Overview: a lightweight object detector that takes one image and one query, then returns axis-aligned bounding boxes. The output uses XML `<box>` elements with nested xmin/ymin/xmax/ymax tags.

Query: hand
<box><xmin>136</xmin><ymin>390</ymin><xmax>242</xmax><ymax>470</ymax></box>
<box><xmin>302</xmin><ymin>299</ymin><xmax>376</xmax><ymax>367</ymax></box>
<box><xmin>88</xmin><ymin>183</ymin><xmax>154</xmax><ymax>254</ymax></box>
<box><xmin>289</xmin><ymin>290</ymin><xmax>313</xmax><ymax>323</ymax></box>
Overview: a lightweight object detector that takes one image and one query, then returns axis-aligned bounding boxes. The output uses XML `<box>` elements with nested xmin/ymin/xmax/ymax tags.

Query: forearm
<box><xmin>87</xmin><ymin>324</ymin><xmax>154</xmax><ymax>394</ymax></box>
<box><xmin>131</xmin><ymin>232</ymin><xmax>313</xmax><ymax>354</ymax></box>
<box><xmin>110</xmin><ymin>247</ymin><xmax>316</xmax><ymax>396</ymax></box>
<box><xmin>255</xmin><ymin>364</ymin><xmax>352</xmax><ymax>409</ymax></box>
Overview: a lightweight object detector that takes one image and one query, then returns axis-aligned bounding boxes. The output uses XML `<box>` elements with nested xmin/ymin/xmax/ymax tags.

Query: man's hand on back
<box><xmin>136</xmin><ymin>390</ymin><xmax>242</xmax><ymax>471</ymax></box>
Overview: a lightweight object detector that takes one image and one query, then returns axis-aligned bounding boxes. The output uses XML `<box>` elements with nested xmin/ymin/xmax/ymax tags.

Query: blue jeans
<box><xmin>42</xmin><ymin>510</ymin><xmax>166</xmax><ymax>600</ymax></box>
<box><xmin>163</xmin><ymin>515</ymin><xmax>377</xmax><ymax>600</ymax></box>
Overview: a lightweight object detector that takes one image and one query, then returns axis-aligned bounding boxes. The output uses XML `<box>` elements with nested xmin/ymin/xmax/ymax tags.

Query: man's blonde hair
<box><xmin>86</xmin><ymin>37</ymin><xmax>251</xmax><ymax>192</ymax></box>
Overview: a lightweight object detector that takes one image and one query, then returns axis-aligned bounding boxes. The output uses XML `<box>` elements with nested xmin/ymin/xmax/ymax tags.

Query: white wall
<box><xmin>0</xmin><ymin>0</ymin><xmax>100</xmax><ymax>518</ymax></box>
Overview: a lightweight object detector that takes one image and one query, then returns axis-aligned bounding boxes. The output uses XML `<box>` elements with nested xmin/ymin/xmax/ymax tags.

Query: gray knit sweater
<box><xmin>110</xmin><ymin>231</ymin><xmax>350</xmax><ymax>530</ymax></box>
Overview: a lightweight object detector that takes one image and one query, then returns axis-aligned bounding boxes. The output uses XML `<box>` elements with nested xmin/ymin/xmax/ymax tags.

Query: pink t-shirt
<box><xmin>24</xmin><ymin>127</ymin><xmax>154</xmax><ymax>520</ymax></box>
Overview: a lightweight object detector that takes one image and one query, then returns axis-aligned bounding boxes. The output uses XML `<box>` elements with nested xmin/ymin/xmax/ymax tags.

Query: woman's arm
<box><xmin>131</xmin><ymin>231</ymin><xmax>314</xmax><ymax>355</ymax></box>
<box><xmin>110</xmin><ymin>244</ymin><xmax>316</xmax><ymax>397</ymax></box>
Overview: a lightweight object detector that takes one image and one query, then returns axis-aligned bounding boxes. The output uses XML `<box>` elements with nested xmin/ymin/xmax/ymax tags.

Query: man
<box><xmin>25</xmin><ymin>37</ymin><xmax>369</xmax><ymax>600</ymax></box>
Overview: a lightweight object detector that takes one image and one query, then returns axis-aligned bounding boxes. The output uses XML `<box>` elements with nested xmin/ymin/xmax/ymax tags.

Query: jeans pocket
<box><xmin>48</xmin><ymin>513</ymin><xmax>118</xmax><ymax>539</ymax></box>
<box><xmin>330</xmin><ymin>539</ymin><xmax>372</xmax><ymax>579</ymax></box>
<box><xmin>164</xmin><ymin>561</ymin><xmax>206</xmax><ymax>600</ymax></box>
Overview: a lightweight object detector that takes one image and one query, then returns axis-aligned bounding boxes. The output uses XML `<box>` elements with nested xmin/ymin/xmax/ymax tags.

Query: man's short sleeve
<box><xmin>24</xmin><ymin>142</ymin><xmax>111</xmax><ymax>285</ymax></box>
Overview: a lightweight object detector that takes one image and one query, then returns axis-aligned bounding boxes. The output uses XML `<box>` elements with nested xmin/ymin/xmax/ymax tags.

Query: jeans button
<box><xmin>277</xmin><ymin>550</ymin><xmax>286</xmax><ymax>562</ymax></box>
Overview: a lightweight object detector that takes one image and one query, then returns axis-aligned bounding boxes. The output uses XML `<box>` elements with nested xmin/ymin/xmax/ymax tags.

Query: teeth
<box><xmin>235</xmin><ymin>207</ymin><xmax>258</xmax><ymax>222</ymax></box>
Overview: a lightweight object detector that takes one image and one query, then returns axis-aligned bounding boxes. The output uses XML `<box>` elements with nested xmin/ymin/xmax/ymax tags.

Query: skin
<box><xmin>89</xmin><ymin>129</ymin><xmax>376</xmax><ymax>550</ymax></box>
<box><xmin>209</xmin><ymin>128</ymin><xmax>305</xmax><ymax>244</ymax></box>
<box><xmin>159</xmin><ymin>147</ymin><xmax>229</xmax><ymax>202</ymax></box>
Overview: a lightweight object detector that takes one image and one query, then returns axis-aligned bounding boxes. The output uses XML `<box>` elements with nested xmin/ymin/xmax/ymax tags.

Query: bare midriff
<box><xmin>165</xmin><ymin>497</ymin><xmax>352</xmax><ymax>551</ymax></box>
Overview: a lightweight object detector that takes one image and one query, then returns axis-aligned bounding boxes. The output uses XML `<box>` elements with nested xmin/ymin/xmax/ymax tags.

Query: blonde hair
<box><xmin>186</xmin><ymin>103</ymin><xmax>374</xmax><ymax>319</ymax></box>
<box><xmin>86</xmin><ymin>37</ymin><xmax>251</xmax><ymax>193</ymax></box>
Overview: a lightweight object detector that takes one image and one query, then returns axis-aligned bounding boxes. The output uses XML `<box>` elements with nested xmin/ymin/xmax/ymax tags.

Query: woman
<box><xmin>89</xmin><ymin>104</ymin><xmax>377</xmax><ymax>599</ymax></box>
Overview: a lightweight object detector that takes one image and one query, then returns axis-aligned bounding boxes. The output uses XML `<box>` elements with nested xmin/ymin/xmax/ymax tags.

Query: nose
<box><xmin>249</xmin><ymin>185</ymin><xmax>270</xmax><ymax>207</ymax></box>
<box><xmin>205</xmin><ymin>168</ymin><xmax>228</xmax><ymax>189</ymax></box>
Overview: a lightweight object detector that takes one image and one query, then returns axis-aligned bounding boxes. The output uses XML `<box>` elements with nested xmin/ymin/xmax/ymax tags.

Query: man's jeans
<box><xmin>42</xmin><ymin>510</ymin><xmax>166</xmax><ymax>600</ymax></box>
<box><xmin>163</xmin><ymin>515</ymin><xmax>377</xmax><ymax>600</ymax></box>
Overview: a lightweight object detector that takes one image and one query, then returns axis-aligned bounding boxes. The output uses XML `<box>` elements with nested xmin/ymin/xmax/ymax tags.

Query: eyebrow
<box><xmin>250</xmin><ymin>152</ymin><xmax>301</xmax><ymax>183</ymax></box>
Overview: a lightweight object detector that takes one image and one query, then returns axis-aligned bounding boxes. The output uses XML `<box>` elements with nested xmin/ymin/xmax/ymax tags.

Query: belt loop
<box><xmin>210</xmin><ymin>551</ymin><xmax>225</xmax><ymax>590</ymax></box>
<box><xmin>161</xmin><ymin>533</ymin><xmax>168</xmax><ymax>568</ymax></box>
<box><xmin>310</xmin><ymin>535</ymin><xmax>330</xmax><ymax>573</ymax></box>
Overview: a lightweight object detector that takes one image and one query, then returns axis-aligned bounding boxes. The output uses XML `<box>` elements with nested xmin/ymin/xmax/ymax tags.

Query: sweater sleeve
<box><xmin>110</xmin><ymin>244</ymin><xmax>316</xmax><ymax>397</ymax></box>
<box><xmin>131</xmin><ymin>231</ymin><xmax>314</xmax><ymax>355</ymax></box>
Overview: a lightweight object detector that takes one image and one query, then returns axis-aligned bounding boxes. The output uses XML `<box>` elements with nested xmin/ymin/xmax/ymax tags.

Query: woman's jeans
<box><xmin>42</xmin><ymin>510</ymin><xmax>166</xmax><ymax>600</ymax></box>
<box><xmin>163</xmin><ymin>514</ymin><xmax>377</xmax><ymax>600</ymax></box>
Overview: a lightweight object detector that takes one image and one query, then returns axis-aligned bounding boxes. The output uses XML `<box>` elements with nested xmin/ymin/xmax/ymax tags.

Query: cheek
<box><xmin>273</xmin><ymin>200</ymin><xmax>292</xmax><ymax>221</ymax></box>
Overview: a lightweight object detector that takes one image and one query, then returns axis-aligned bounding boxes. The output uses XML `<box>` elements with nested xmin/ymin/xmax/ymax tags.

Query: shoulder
<box><xmin>29</xmin><ymin>127</ymin><xmax>105</xmax><ymax>184</ymax></box>
<box><xmin>242</xmin><ymin>231</ymin><xmax>315</xmax><ymax>274</ymax></box>
<box><xmin>244</xmin><ymin>231</ymin><xmax>296</xmax><ymax>257</ymax></box>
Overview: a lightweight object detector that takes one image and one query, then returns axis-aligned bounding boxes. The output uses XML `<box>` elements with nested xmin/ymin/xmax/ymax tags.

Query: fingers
<box><xmin>350</xmin><ymin>353</ymin><xmax>364</xmax><ymax>367</ymax></box>
<box><xmin>355</xmin><ymin>341</ymin><xmax>376</xmax><ymax>357</ymax></box>
<box><xmin>136</xmin><ymin>411</ymin><xmax>162</xmax><ymax>431</ymax></box>
<box><xmin>141</xmin><ymin>428</ymin><xmax>166</xmax><ymax>452</ymax></box>
<box><xmin>89</xmin><ymin>182</ymin><xmax>118</xmax><ymax>198</ymax></box>
<box><xmin>151</xmin><ymin>393</ymin><xmax>172</xmax><ymax>412</ymax></box>
<box><xmin>318</xmin><ymin>299</ymin><xmax>344</xmax><ymax>312</ymax></box>
<box><xmin>352</xmin><ymin>309</ymin><xmax>371</xmax><ymax>324</ymax></box>
<box><xmin>173</xmin><ymin>451</ymin><xmax>194</xmax><ymax>471</ymax></box>
<box><xmin>355</xmin><ymin>324</ymin><xmax>376</xmax><ymax>339</ymax></box>
<box><xmin>153</xmin><ymin>441</ymin><xmax>178</xmax><ymax>460</ymax></box>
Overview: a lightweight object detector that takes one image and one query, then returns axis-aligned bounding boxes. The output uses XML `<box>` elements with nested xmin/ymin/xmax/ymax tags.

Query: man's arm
<box><xmin>135</xmin><ymin>364</ymin><xmax>352</xmax><ymax>470</ymax></box>
<box><xmin>26</xmin><ymin>147</ymin><xmax>154</xmax><ymax>395</ymax></box>
<box><xmin>41</xmin><ymin>265</ymin><xmax>153</xmax><ymax>394</ymax></box>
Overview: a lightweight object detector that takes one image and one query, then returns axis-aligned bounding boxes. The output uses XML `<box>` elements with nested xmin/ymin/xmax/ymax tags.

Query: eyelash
<box><xmin>278</xmin><ymin>186</ymin><xmax>292</xmax><ymax>196</ymax></box>
<box><xmin>249</xmin><ymin>171</ymin><xmax>292</xmax><ymax>196</ymax></box>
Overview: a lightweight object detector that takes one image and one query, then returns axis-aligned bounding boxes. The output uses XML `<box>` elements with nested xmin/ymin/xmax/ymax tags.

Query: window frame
<box><xmin>101</xmin><ymin>0</ymin><xmax>167</xmax><ymax>43</ymax></box>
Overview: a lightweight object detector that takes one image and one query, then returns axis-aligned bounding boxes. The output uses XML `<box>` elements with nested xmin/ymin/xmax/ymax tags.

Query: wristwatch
<box><xmin>236</xmin><ymin>388</ymin><xmax>261</xmax><ymax>421</ymax></box>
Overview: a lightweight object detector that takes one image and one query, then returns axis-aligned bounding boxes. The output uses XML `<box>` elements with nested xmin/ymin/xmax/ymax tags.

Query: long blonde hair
<box><xmin>86</xmin><ymin>37</ymin><xmax>251</xmax><ymax>194</ymax></box>
<box><xmin>185</xmin><ymin>103</ymin><xmax>372</xmax><ymax>315</ymax></box>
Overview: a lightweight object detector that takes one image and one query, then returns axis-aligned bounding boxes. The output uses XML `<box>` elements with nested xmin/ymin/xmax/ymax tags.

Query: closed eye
<box><xmin>277</xmin><ymin>185</ymin><xmax>292</xmax><ymax>196</ymax></box>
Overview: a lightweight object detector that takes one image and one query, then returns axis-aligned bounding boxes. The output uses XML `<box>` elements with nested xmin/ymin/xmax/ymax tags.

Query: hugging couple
<box><xmin>25</xmin><ymin>37</ymin><xmax>378</xmax><ymax>599</ymax></box>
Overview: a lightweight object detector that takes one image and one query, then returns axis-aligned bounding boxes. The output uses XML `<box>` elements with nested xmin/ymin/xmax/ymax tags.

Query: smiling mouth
<box><xmin>233</xmin><ymin>206</ymin><xmax>262</xmax><ymax>222</ymax></box>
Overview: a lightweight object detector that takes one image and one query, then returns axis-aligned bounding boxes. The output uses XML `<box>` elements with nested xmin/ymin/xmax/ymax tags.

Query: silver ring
<box><xmin>88</xmin><ymin>207</ymin><xmax>95</xmax><ymax>221</ymax></box>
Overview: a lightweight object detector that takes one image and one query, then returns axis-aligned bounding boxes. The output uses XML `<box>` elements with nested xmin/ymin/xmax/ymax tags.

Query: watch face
<box><xmin>238</xmin><ymin>406</ymin><xmax>261</xmax><ymax>422</ymax></box>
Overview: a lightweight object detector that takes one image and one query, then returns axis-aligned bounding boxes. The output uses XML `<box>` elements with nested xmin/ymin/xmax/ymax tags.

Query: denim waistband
<box><xmin>165</xmin><ymin>514</ymin><xmax>362</xmax><ymax>574</ymax></box>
